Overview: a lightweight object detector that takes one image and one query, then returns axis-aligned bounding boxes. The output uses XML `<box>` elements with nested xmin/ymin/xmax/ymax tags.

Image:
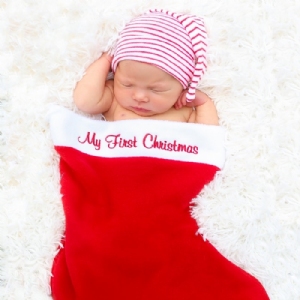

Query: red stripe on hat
<box><xmin>122</xmin><ymin>26</ymin><xmax>193</xmax><ymax>53</ymax></box>
<box><xmin>117</xmin><ymin>36</ymin><xmax>194</xmax><ymax>63</ymax></box>
<box><xmin>116</xmin><ymin>41</ymin><xmax>194</xmax><ymax>73</ymax></box>
<box><xmin>114</xmin><ymin>53</ymin><xmax>191</xmax><ymax>86</ymax></box>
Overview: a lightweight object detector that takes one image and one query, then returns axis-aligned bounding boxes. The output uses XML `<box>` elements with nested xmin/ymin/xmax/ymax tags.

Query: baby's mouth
<box><xmin>131</xmin><ymin>106</ymin><xmax>151</xmax><ymax>113</ymax></box>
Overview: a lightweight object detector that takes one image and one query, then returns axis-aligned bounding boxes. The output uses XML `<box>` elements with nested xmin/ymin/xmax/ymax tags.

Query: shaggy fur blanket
<box><xmin>0</xmin><ymin>0</ymin><xmax>299</xmax><ymax>299</ymax></box>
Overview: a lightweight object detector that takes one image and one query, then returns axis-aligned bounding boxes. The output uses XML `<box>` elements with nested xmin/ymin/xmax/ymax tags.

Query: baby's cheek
<box><xmin>156</xmin><ymin>95</ymin><xmax>176</xmax><ymax>111</ymax></box>
<box><xmin>114</xmin><ymin>88</ymin><xmax>126</xmax><ymax>100</ymax></box>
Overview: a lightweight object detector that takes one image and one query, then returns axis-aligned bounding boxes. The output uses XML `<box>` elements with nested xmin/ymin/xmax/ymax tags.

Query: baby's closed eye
<box><xmin>149</xmin><ymin>87</ymin><xmax>170</xmax><ymax>93</ymax></box>
<box><xmin>121</xmin><ymin>83</ymin><xmax>133</xmax><ymax>88</ymax></box>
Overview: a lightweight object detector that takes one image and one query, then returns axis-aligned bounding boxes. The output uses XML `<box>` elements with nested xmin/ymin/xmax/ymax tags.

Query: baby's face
<box><xmin>113</xmin><ymin>60</ymin><xmax>183</xmax><ymax>117</ymax></box>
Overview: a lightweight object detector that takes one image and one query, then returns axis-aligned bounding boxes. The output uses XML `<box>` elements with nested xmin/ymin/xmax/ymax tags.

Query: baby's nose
<box><xmin>133</xmin><ymin>89</ymin><xmax>149</xmax><ymax>102</ymax></box>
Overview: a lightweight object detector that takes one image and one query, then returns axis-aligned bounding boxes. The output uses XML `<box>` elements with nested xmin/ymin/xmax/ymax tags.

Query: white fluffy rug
<box><xmin>1</xmin><ymin>0</ymin><xmax>300</xmax><ymax>299</ymax></box>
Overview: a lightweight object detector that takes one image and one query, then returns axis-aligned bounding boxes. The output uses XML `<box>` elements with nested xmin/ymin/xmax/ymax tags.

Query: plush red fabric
<box><xmin>49</xmin><ymin>107</ymin><xmax>269</xmax><ymax>300</ymax></box>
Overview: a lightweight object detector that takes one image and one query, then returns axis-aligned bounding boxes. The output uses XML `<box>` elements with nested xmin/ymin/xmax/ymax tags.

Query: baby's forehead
<box><xmin>117</xmin><ymin>60</ymin><xmax>178</xmax><ymax>80</ymax></box>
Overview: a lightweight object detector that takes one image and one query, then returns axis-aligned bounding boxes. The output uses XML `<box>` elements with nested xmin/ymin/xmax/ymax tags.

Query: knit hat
<box><xmin>111</xmin><ymin>9</ymin><xmax>208</xmax><ymax>101</ymax></box>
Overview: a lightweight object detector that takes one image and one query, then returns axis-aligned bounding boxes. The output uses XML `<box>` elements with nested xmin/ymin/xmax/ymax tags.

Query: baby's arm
<box><xmin>192</xmin><ymin>91</ymin><xmax>219</xmax><ymax>125</ymax></box>
<box><xmin>73</xmin><ymin>53</ymin><xmax>114</xmax><ymax>114</ymax></box>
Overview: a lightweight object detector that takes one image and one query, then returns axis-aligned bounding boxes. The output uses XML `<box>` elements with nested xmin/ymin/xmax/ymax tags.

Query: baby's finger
<box><xmin>174</xmin><ymin>102</ymin><xmax>181</xmax><ymax>109</ymax></box>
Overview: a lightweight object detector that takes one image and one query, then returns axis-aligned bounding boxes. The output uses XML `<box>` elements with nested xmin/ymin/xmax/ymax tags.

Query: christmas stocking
<box><xmin>49</xmin><ymin>106</ymin><xmax>269</xmax><ymax>300</ymax></box>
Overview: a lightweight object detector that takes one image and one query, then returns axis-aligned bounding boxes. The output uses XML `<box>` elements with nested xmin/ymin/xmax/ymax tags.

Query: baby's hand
<box><xmin>102</xmin><ymin>52</ymin><xmax>113</xmax><ymax>65</ymax></box>
<box><xmin>174</xmin><ymin>90</ymin><xmax>210</xmax><ymax>109</ymax></box>
<box><xmin>174</xmin><ymin>90</ymin><xmax>194</xmax><ymax>109</ymax></box>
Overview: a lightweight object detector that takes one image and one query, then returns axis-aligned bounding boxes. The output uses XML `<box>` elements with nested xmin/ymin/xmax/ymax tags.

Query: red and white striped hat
<box><xmin>111</xmin><ymin>9</ymin><xmax>208</xmax><ymax>101</ymax></box>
